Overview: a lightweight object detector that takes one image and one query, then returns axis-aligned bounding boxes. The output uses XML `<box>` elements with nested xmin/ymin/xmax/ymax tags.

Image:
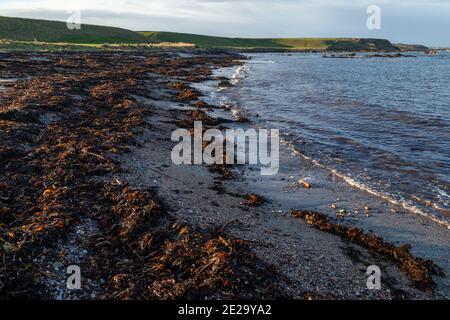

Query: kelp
<box><xmin>290</xmin><ymin>210</ymin><xmax>445</xmax><ymax>291</ymax></box>
<box><xmin>0</xmin><ymin>51</ymin><xmax>286</xmax><ymax>299</ymax></box>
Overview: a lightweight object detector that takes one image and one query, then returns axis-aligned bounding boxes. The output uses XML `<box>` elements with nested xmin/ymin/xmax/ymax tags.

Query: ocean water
<box><xmin>211</xmin><ymin>52</ymin><xmax>450</xmax><ymax>228</ymax></box>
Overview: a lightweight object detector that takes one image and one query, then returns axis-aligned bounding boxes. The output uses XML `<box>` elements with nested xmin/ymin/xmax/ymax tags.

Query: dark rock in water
<box><xmin>214</xmin><ymin>76</ymin><xmax>229</xmax><ymax>81</ymax></box>
<box><xmin>217</xmin><ymin>80</ymin><xmax>234</xmax><ymax>88</ymax></box>
<box><xmin>323</xmin><ymin>53</ymin><xmax>357</xmax><ymax>59</ymax></box>
<box><xmin>366</xmin><ymin>53</ymin><xmax>416</xmax><ymax>58</ymax></box>
<box><xmin>323</xmin><ymin>52</ymin><xmax>416</xmax><ymax>59</ymax></box>
<box><xmin>424</xmin><ymin>50</ymin><xmax>438</xmax><ymax>55</ymax></box>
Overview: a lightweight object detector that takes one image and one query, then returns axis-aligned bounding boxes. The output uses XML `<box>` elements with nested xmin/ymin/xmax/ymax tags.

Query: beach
<box><xmin>0</xmin><ymin>50</ymin><xmax>448</xmax><ymax>300</ymax></box>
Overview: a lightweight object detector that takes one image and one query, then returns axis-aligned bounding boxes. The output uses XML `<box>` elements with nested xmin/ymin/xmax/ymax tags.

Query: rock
<box><xmin>366</xmin><ymin>53</ymin><xmax>416</xmax><ymax>58</ymax></box>
<box><xmin>299</xmin><ymin>179</ymin><xmax>311</xmax><ymax>189</ymax></box>
<box><xmin>337</xmin><ymin>209</ymin><xmax>346</xmax><ymax>217</ymax></box>
<box><xmin>323</xmin><ymin>53</ymin><xmax>357</xmax><ymax>59</ymax></box>
<box><xmin>2</xmin><ymin>242</ymin><xmax>15</xmax><ymax>253</ymax></box>
<box><xmin>424</xmin><ymin>50</ymin><xmax>438</xmax><ymax>55</ymax></box>
<box><xmin>217</xmin><ymin>80</ymin><xmax>234</xmax><ymax>88</ymax></box>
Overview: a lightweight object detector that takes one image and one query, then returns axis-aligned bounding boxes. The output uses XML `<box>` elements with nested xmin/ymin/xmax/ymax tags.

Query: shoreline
<box><xmin>189</xmin><ymin>55</ymin><xmax>450</xmax><ymax>296</ymax></box>
<box><xmin>0</xmin><ymin>50</ymin><xmax>447</xmax><ymax>299</ymax></box>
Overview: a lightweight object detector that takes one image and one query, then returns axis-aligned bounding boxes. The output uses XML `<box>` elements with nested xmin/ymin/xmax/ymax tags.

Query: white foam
<box><xmin>436</xmin><ymin>187</ymin><xmax>450</xmax><ymax>201</ymax></box>
<box><xmin>230</xmin><ymin>64</ymin><xmax>249</xmax><ymax>85</ymax></box>
<box><xmin>282</xmin><ymin>137</ymin><xmax>450</xmax><ymax>229</ymax></box>
<box><xmin>249</xmin><ymin>60</ymin><xmax>276</xmax><ymax>64</ymax></box>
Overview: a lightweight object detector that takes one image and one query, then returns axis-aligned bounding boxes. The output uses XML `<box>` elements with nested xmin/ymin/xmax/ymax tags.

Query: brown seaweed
<box><xmin>0</xmin><ymin>51</ymin><xmax>285</xmax><ymax>299</ymax></box>
<box><xmin>290</xmin><ymin>210</ymin><xmax>445</xmax><ymax>291</ymax></box>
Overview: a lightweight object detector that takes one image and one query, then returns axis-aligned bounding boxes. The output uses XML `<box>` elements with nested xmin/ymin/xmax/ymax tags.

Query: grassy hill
<box><xmin>0</xmin><ymin>16</ymin><xmax>148</xmax><ymax>44</ymax></box>
<box><xmin>394</xmin><ymin>43</ymin><xmax>429</xmax><ymax>52</ymax></box>
<box><xmin>0</xmin><ymin>16</ymin><xmax>403</xmax><ymax>51</ymax></box>
<box><xmin>140</xmin><ymin>31</ymin><xmax>399</xmax><ymax>51</ymax></box>
<box><xmin>140</xmin><ymin>31</ymin><xmax>286</xmax><ymax>49</ymax></box>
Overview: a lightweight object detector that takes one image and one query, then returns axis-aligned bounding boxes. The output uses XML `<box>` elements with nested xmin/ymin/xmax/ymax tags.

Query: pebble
<box><xmin>299</xmin><ymin>179</ymin><xmax>312</xmax><ymax>189</ymax></box>
<box><xmin>337</xmin><ymin>209</ymin><xmax>346</xmax><ymax>217</ymax></box>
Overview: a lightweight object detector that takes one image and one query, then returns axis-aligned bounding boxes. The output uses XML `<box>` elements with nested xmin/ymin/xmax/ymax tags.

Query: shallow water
<box><xmin>206</xmin><ymin>52</ymin><xmax>450</xmax><ymax>227</ymax></box>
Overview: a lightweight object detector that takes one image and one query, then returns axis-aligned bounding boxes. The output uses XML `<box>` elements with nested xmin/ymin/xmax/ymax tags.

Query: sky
<box><xmin>0</xmin><ymin>0</ymin><xmax>449</xmax><ymax>46</ymax></box>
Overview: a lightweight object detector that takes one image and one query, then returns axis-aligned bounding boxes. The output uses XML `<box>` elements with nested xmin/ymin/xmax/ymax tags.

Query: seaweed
<box><xmin>90</xmin><ymin>182</ymin><xmax>288</xmax><ymax>299</ymax></box>
<box><xmin>290</xmin><ymin>210</ymin><xmax>445</xmax><ymax>291</ymax></box>
<box><xmin>0</xmin><ymin>51</ymin><xmax>287</xmax><ymax>299</ymax></box>
<box><xmin>243</xmin><ymin>193</ymin><xmax>267</xmax><ymax>207</ymax></box>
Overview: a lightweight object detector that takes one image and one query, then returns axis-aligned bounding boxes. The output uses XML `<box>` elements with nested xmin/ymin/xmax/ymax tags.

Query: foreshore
<box><xmin>0</xmin><ymin>50</ymin><xmax>447</xmax><ymax>299</ymax></box>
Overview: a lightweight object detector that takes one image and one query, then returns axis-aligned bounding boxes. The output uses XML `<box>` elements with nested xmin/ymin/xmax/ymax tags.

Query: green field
<box><xmin>140</xmin><ymin>31</ymin><xmax>399</xmax><ymax>51</ymax></box>
<box><xmin>0</xmin><ymin>16</ymin><xmax>148</xmax><ymax>44</ymax></box>
<box><xmin>394</xmin><ymin>43</ymin><xmax>429</xmax><ymax>52</ymax></box>
<box><xmin>140</xmin><ymin>31</ymin><xmax>286</xmax><ymax>49</ymax></box>
<box><xmin>0</xmin><ymin>39</ymin><xmax>104</xmax><ymax>51</ymax></box>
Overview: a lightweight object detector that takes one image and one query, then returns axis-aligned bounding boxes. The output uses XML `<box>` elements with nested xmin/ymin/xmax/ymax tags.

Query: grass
<box><xmin>394</xmin><ymin>43</ymin><xmax>429</xmax><ymax>51</ymax></box>
<box><xmin>0</xmin><ymin>39</ymin><xmax>198</xmax><ymax>52</ymax></box>
<box><xmin>0</xmin><ymin>16</ymin><xmax>148</xmax><ymax>44</ymax></box>
<box><xmin>0</xmin><ymin>39</ymin><xmax>103</xmax><ymax>51</ymax></box>
<box><xmin>139</xmin><ymin>31</ymin><xmax>399</xmax><ymax>51</ymax></box>
<box><xmin>140</xmin><ymin>31</ymin><xmax>287</xmax><ymax>49</ymax></box>
<box><xmin>0</xmin><ymin>15</ymin><xmax>400</xmax><ymax>51</ymax></box>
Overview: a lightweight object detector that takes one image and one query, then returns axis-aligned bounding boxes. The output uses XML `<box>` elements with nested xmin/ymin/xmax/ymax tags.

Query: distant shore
<box><xmin>1</xmin><ymin>15</ymin><xmax>431</xmax><ymax>53</ymax></box>
<box><xmin>0</xmin><ymin>38</ymin><xmax>429</xmax><ymax>53</ymax></box>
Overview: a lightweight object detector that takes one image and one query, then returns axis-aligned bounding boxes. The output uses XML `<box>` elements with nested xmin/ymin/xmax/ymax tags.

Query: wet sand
<box><xmin>0</xmin><ymin>51</ymin><xmax>447</xmax><ymax>299</ymax></box>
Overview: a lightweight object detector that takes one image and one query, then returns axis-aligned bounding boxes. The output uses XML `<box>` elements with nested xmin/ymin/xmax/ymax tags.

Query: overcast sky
<box><xmin>1</xmin><ymin>0</ymin><xmax>449</xmax><ymax>46</ymax></box>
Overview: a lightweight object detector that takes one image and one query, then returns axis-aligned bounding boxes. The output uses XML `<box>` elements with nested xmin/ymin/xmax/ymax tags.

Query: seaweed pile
<box><xmin>243</xmin><ymin>194</ymin><xmax>267</xmax><ymax>207</ymax></box>
<box><xmin>91</xmin><ymin>182</ymin><xmax>286</xmax><ymax>299</ymax></box>
<box><xmin>0</xmin><ymin>51</ymin><xmax>286</xmax><ymax>299</ymax></box>
<box><xmin>290</xmin><ymin>210</ymin><xmax>445</xmax><ymax>291</ymax></box>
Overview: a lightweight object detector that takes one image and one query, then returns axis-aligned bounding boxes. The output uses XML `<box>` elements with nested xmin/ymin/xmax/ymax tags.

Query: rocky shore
<box><xmin>0</xmin><ymin>51</ymin><xmax>446</xmax><ymax>300</ymax></box>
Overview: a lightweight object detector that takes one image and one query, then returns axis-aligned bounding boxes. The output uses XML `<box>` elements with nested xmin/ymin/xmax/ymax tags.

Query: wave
<box><xmin>230</xmin><ymin>64</ymin><xmax>250</xmax><ymax>85</ymax></box>
<box><xmin>215</xmin><ymin>63</ymin><xmax>250</xmax><ymax>92</ymax></box>
<box><xmin>248</xmin><ymin>60</ymin><xmax>276</xmax><ymax>64</ymax></box>
<box><xmin>210</xmin><ymin>58</ymin><xmax>450</xmax><ymax>229</ymax></box>
<box><xmin>281</xmin><ymin>137</ymin><xmax>450</xmax><ymax>229</ymax></box>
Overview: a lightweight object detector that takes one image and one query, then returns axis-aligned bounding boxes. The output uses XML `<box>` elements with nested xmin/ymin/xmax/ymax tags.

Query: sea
<box><xmin>201</xmin><ymin>51</ymin><xmax>450</xmax><ymax>229</ymax></box>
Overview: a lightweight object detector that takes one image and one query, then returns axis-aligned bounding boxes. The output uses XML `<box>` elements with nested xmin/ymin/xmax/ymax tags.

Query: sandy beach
<box><xmin>0</xmin><ymin>51</ymin><xmax>448</xmax><ymax>300</ymax></box>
